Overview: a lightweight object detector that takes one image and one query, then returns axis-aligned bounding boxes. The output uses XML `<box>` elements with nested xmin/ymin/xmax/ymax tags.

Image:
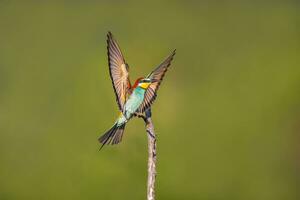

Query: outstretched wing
<box><xmin>107</xmin><ymin>32</ymin><xmax>131</xmax><ymax>111</ymax></box>
<box><xmin>137</xmin><ymin>49</ymin><xmax>176</xmax><ymax>113</ymax></box>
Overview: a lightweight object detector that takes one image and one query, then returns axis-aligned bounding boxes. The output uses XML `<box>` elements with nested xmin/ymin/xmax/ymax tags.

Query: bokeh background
<box><xmin>1</xmin><ymin>1</ymin><xmax>300</xmax><ymax>200</ymax></box>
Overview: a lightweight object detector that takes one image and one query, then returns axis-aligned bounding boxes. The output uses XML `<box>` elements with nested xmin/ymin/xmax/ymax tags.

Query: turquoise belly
<box><xmin>123</xmin><ymin>87</ymin><xmax>145</xmax><ymax>119</ymax></box>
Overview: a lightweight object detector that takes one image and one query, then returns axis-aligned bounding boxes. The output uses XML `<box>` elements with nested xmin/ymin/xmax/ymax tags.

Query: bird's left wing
<box><xmin>107</xmin><ymin>32</ymin><xmax>131</xmax><ymax>111</ymax></box>
<box><xmin>137</xmin><ymin>49</ymin><xmax>176</xmax><ymax>113</ymax></box>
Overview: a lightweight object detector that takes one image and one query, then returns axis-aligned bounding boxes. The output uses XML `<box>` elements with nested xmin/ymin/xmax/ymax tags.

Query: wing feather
<box><xmin>107</xmin><ymin>32</ymin><xmax>131</xmax><ymax>111</ymax></box>
<box><xmin>137</xmin><ymin>49</ymin><xmax>176</xmax><ymax>113</ymax></box>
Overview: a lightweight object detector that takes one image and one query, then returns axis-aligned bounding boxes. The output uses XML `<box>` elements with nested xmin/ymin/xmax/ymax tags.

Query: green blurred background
<box><xmin>1</xmin><ymin>1</ymin><xmax>300</xmax><ymax>200</ymax></box>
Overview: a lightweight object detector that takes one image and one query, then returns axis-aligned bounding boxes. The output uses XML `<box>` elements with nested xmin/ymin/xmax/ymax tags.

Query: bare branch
<box><xmin>144</xmin><ymin>109</ymin><xmax>157</xmax><ymax>200</ymax></box>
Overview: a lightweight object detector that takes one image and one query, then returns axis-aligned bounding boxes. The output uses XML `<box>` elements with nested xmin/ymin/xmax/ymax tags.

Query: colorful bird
<box><xmin>99</xmin><ymin>32</ymin><xmax>176</xmax><ymax>149</ymax></box>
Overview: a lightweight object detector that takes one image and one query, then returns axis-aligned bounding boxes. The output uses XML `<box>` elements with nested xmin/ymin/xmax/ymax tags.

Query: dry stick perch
<box><xmin>138</xmin><ymin>109</ymin><xmax>157</xmax><ymax>200</ymax></box>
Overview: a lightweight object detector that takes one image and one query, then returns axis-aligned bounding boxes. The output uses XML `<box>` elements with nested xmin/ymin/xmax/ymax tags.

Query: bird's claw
<box><xmin>134</xmin><ymin>112</ymin><xmax>146</xmax><ymax>120</ymax></box>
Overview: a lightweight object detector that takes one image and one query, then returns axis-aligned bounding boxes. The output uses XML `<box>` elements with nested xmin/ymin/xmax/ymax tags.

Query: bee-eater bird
<box><xmin>99</xmin><ymin>32</ymin><xmax>176</xmax><ymax>149</ymax></box>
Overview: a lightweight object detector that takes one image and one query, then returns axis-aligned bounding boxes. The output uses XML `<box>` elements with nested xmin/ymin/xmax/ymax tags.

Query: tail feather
<box><xmin>99</xmin><ymin>123</ymin><xmax>126</xmax><ymax>149</ymax></box>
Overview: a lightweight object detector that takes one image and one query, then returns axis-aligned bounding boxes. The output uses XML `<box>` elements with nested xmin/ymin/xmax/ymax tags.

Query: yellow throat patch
<box><xmin>139</xmin><ymin>82</ymin><xmax>151</xmax><ymax>89</ymax></box>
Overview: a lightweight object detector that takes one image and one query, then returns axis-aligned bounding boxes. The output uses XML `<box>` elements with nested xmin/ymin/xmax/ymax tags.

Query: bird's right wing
<box><xmin>107</xmin><ymin>32</ymin><xmax>131</xmax><ymax>111</ymax></box>
<box><xmin>137</xmin><ymin>50</ymin><xmax>176</xmax><ymax>113</ymax></box>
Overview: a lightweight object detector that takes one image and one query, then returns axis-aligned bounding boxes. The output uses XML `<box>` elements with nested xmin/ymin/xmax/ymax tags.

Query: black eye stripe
<box><xmin>140</xmin><ymin>80</ymin><xmax>150</xmax><ymax>83</ymax></box>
